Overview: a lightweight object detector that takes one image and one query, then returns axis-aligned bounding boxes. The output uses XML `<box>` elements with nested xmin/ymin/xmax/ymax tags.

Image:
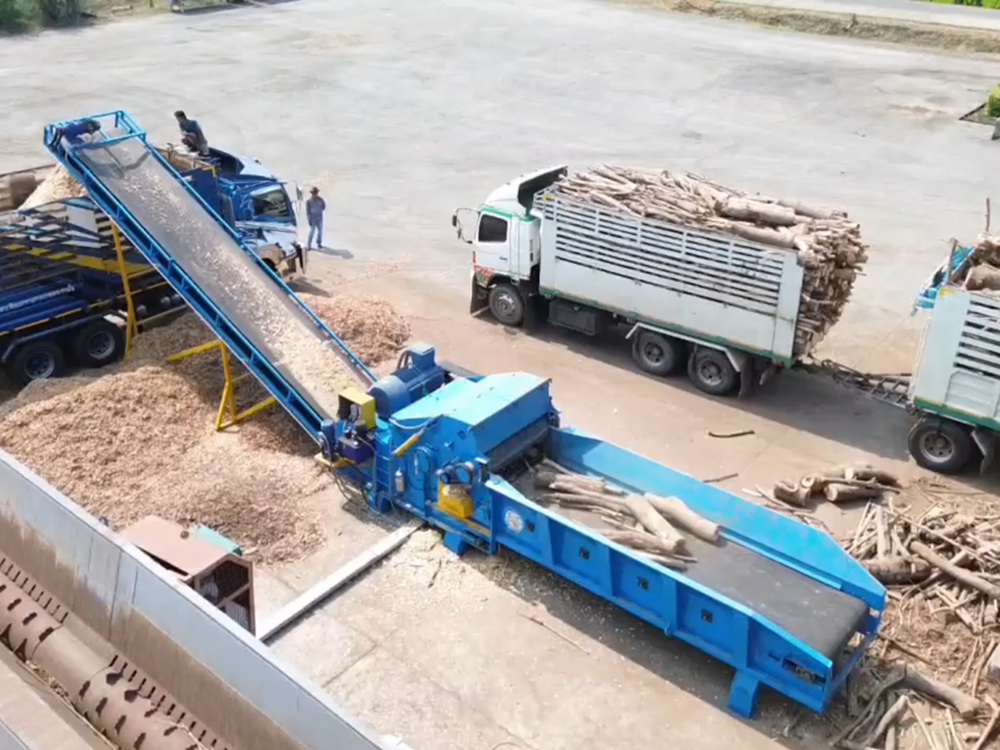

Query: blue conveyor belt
<box><xmin>44</xmin><ymin>111</ymin><xmax>374</xmax><ymax>439</ymax></box>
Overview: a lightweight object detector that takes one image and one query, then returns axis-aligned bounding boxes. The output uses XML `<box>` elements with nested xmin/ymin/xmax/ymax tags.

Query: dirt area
<box><xmin>623</xmin><ymin>0</ymin><xmax>1000</xmax><ymax>53</ymax></box>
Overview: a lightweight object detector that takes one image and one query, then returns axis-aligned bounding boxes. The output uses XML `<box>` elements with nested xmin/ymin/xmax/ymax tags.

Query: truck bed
<box><xmin>534</xmin><ymin>193</ymin><xmax>805</xmax><ymax>362</ymax></box>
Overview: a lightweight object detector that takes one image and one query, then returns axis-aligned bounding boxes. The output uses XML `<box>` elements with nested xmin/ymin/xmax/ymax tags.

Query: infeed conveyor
<box><xmin>328</xmin><ymin>345</ymin><xmax>885</xmax><ymax>717</ymax></box>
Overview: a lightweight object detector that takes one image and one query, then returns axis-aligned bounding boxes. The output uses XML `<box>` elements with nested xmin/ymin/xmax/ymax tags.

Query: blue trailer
<box><xmin>0</xmin><ymin>144</ymin><xmax>306</xmax><ymax>384</ymax></box>
<box><xmin>46</xmin><ymin>110</ymin><xmax>885</xmax><ymax>720</ymax></box>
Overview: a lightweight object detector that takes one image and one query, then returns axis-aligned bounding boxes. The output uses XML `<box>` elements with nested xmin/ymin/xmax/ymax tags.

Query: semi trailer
<box><xmin>0</xmin><ymin>146</ymin><xmax>306</xmax><ymax>384</ymax></box>
<box><xmin>454</xmin><ymin>166</ymin><xmax>852</xmax><ymax>398</ymax></box>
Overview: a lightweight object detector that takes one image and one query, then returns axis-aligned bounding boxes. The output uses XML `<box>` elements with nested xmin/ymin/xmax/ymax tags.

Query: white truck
<box><xmin>453</xmin><ymin>166</ymin><xmax>810</xmax><ymax>397</ymax></box>
<box><xmin>897</xmin><ymin>249</ymin><xmax>1000</xmax><ymax>473</ymax></box>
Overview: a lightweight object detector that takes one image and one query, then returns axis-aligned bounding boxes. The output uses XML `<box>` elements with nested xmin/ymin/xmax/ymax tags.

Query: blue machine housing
<box><xmin>335</xmin><ymin>345</ymin><xmax>885</xmax><ymax>719</ymax></box>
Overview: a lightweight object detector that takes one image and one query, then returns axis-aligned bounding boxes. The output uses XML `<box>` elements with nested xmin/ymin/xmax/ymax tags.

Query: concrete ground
<box><xmin>3</xmin><ymin>1</ymin><xmax>1000</xmax><ymax>749</ymax></box>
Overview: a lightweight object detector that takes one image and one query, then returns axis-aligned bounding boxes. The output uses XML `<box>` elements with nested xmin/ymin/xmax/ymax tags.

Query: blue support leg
<box><xmin>729</xmin><ymin>671</ymin><xmax>761</xmax><ymax>718</ymax></box>
<box><xmin>443</xmin><ymin>532</ymin><xmax>469</xmax><ymax>557</ymax></box>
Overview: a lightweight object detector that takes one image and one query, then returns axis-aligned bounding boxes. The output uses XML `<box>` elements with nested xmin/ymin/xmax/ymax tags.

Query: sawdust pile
<box><xmin>0</xmin><ymin>287</ymin><xmax>411</xmax><ymax>563</ymax></box>
<box><xmin>19</xmin><ymin>165</ymin><xmax>87</xmax><ymax>210</ymax></box>
<box><xmin>298</xmin><ymin>292</ymin><xmax>410</xmax><ymax>365</ymax></box>
<box><xmin>0</xmin><ymin>364</ymin><xmax>327</xmax><ymax>563</ymax></box>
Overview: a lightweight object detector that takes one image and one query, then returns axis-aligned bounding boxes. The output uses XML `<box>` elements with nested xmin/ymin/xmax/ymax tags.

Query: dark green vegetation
<box><xmin>0</xmin><ymin>0</ymin><xmax>85</xmax><ymax>32</ymax></box>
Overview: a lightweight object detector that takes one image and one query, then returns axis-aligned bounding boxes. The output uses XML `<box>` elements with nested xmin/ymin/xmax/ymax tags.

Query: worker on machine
<box><xmin>51</xmin><ymin>118</ymin><xmax>101</xmax><ymax>147</ymax></box>
<box><xmin>174</xmin><ymin>111</ymin><xmax>209</xmax><ymax>157</ymax></box>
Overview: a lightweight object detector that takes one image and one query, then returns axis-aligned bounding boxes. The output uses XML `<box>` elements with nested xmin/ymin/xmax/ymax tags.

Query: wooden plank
<box><xmin>258</xmin><ymin>520</ymin><xmax>423</xmax><ymax>644</ymax></box>
<box><xmin>553</xmin><ymin>254</ymin><xmax>780</xmax><ymax>316</ymax></box>
<box><xmin>557</xmin><ymin>226</ymin><xmax>785</xmax><ymax>288</ymax></box>
<box><xmin>553</xmin><ymin>241</ymin><xmax>782</xmax><ymax>307</ymax></box>
<box><xmin>554</xmin><ymin>229</ymin><xmax>785</xmax><ymax>294</ymax></box>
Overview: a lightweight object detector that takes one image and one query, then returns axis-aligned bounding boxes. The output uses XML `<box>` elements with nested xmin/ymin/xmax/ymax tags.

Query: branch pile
<box><xmin>549</xmin><ymin>166</ymin><xmax>869</xmax><ymax>356</ymax></box>
<box><xmin>834</xmin><ymin>491</ymin><xmax>1000</xmax><ymax>750</ymax></box>
<box><xmin>531</xmin><ymin>459</ymin><xmax>720</xmax><ymax>571</ymax></box>
<box><xmin>772</xmin><ymin>463</ymin><xmax>902</xmax><ymax>508</ymax></box>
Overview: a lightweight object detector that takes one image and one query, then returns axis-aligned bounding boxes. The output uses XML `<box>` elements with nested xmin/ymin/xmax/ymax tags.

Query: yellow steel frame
<box><xmin>167</xmin><ymin>340</ymin><xmax>277</xmax><ymax>431</ymax></box>
<box><xmin>111</xmin><ymin>224</ymin><xmax>138</xmax><ymax>357</ymax></box>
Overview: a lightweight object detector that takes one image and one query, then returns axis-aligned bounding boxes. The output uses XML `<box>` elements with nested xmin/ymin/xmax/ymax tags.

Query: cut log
<box><xmin>643</xmin><ymin>493</ymin><xmax>720</xmax><ymax>543</ymax></box>
<box><xmin>622</xmin><ymin>495</ymin><xmax>687</xmax><ymax>553</ymax></box>
<box><xmin>773</xmin><ymin>479</ymin><xmax>809</xmax><ymax>507</ymax></box>
<box><xmin>604</xmin><ymin>529</ymin><xmax>683</xmax><ymax>558</ymax></box>
<box><xmin>967</xmin><ymin>264</ymin><xmax>1000</xmax><ymax>292</ymax></box>
<box><xmin>911</xmin><ymin>542</ymin><xmax>1000</xmax><ymax>602</ymax></box>
<box><xmin>863</xmin><ymin>557</ymin><xmax>932</xmax><ymax>585</ymax></box>
<box><xmin>901</xmin><ymin>665</ymin><xmax>983</xmax><ymax>718</ymax></box>
<box><xmin>825</xmin><ymin>483</ymin><xmax>882</xmax><ymax>503</ymax></box>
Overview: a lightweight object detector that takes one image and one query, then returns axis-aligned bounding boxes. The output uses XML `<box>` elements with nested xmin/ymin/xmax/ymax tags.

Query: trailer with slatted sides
<box><xmin>454</xmin><ymin>166</ymin><xmax>807</xmax><ymax>397</ymax></box>
<box><xmin>905</xmin><ymin>284</ymin><xmax>1000</xmax><ymax>474</ymax></box>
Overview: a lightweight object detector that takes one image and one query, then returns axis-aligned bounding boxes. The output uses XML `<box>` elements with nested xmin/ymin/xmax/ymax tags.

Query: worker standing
<box><xmin>306</xmin><ymin>187</ymin><xmax>326</xmax><ymax>250</ymax></box>
<box><xmin>174</xmin><ymin>111</ymin><xmax>209</xmax><ymax>157</ymax></box>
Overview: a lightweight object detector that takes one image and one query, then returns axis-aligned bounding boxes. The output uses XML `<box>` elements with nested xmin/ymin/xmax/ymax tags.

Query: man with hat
<box><xmin>305</xmin><ymin>187</ymin><xmax>326</xmax><ymax>250</ymax></box>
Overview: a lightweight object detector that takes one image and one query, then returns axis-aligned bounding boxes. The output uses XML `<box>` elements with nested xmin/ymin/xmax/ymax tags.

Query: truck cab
<box><xmin>209</xmin><ymin>149</ymin><xmax>306</xmax><ymax>277</ymax></box>
<box><xmin>454</xmin><ymin>166</ymin><xmax>566</xmax><ymax>325</ymax></box>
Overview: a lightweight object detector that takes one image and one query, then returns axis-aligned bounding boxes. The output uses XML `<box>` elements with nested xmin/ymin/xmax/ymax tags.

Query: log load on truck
<box><xmin>0</xmin><ymin>145</ymin><xmax>306</xmax><ymax>384</ymax></box>
<box><xmin>454</xmin><ymin>165</ymin><xmax>866</xmax><ymax>397</ymax></box>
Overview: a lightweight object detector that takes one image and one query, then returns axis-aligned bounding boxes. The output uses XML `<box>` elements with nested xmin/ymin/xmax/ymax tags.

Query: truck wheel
<box><xmin>489</xmin><ymin>283</ymin><xmax>524</xmax><ymax>326</ymax></box>
<box><xmin>908</xmin><ymin>417</ymin><xmax>973</xmax><ymax>474</ymax></box>
<box><xmin>73</xmin><ymin>320</ymin><xmax>125</xmax><ymax>368</ymax></box>
<box><xmin>632</xmin><ymin>331</ymin><xmax>686</xmax><ymax>376</ymax></box>
<box><xmin>687</xmin><ymin>347</ymin><xmax>738</xmax><ymax>396</ymax></box>
<box><xmin>7</xmin><ymin>341</ymin><xmax>66</xmax><ymax>385</ymax></box>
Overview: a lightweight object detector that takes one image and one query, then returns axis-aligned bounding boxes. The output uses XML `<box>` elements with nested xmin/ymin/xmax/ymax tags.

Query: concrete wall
<box><xmin>0</xmin><ymin>448</ymin><xmax>393</xmax><ymax>750</ymax></box>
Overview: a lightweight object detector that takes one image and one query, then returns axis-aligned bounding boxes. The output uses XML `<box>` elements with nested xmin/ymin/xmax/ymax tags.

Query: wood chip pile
<box><xmin>550</xmin><ymin>166</ymin><xmax>869</xmax><ymax>356</ymax></box>
<box><xmin>298</xmin><ymin>292</ymin><xmax>411</xmax><ymax>365</ymax></box>
<box><xmin>0</xmin><ymin>288</ymin><xmax>411</xmax><ymax>564</ymax></box>
<box><xmin>18</xmin><ymin>165</ymin><xmax>87</xmax><ymax>210</ymax></box>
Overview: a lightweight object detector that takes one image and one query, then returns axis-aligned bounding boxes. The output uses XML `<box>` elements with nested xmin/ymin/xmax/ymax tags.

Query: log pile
<box><xmin>548</xmin><ymin>166</ymin><xmax>869</xmax><ymax>356</ymax></box>
<box><xmin>531</xmin><ymin>459</ymin><xmax>720</xmax><ymax>571</ymax></box>
<box><xmin>961</xmin><ymin>233</ymin><xmax>1000</xmax><ymax>297</ymax></box>
<box><xmin>772</xmin><ymin>463</ymin><xmax>902</xmax><ymax>508</ymax></box>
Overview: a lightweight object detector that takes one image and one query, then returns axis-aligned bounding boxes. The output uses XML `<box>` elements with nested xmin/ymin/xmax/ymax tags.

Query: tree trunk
<box><xmin>644</xmin><ymin>493</ymin><xmax>720</xmax><ymax>543</ymax></box>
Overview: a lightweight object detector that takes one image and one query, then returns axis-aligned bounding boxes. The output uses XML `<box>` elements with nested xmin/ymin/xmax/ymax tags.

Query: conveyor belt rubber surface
<box><xmin>73</xmin><ymin>137</ymin><xmax>357</xmax><ymax>420</ymax></box>
<box><xmin>683</xmin><ymin>536</ymin><xmax>868</xmax><ymax>659</ymax></box>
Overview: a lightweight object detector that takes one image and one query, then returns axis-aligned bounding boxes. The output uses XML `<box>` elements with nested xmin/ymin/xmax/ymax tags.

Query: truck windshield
<box><xmin>251</xmin><ymin>188</ymin><xmax>293</xmax><ymax>221</ymax></box>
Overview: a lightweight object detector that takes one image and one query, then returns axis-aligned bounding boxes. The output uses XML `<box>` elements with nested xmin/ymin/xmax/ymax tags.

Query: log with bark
<box><xmin>545</xmin><ymin>166</ymin><xmax>868</xmax><ymax>357</ymax></box>
<box><xmin>901</xmin><ymin>665</ymin><xmax>983</xmax><ymax>718</ymax></box>
<box><xmin>863</xmin><ymin>556</ymin><xmax>933</xmax><ymax>585</ymax></box>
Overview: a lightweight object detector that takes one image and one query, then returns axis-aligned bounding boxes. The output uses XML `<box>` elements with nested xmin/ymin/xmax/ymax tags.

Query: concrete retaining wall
<box><xmin>0</xmin><ymin>448</ymin><xmax>391</xmax><ymax>750</ymax></box>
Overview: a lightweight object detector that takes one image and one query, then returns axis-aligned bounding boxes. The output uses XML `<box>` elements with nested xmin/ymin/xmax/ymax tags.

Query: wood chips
<box><xmin>18</xmin><ymin>164</ymin><xmax>87</xmax><ymax>210</ymax></box>
<box><xmin>551</xmin><ymin>166</ymin><xmax>869</xmax><ymax>356</ymax></box>
<box><xmin>0</xmin><ymin>290</ymin><xmax>411</xmax><ymax>564</ymax></box>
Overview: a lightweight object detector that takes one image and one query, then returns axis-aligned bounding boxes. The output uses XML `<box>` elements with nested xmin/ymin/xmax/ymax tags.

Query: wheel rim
<box><xmin>697</xmin><ymin>359</ymin><xmax>725</xmax><ymax>387</ymax></box>
<box><xmin>25</xmin><ymin>352</ymin><xmax>55</xmax><ymax>380</ymax></box>
<box><xmin>919</xmin><ymin>431</ymin><xmax>955</xmax><ymax>464</ymax></box>
<box><xmin>88</xmin><ymin>330</ymin><xmax>116</xmax><ymax>360</ymax></box>
<box><xmin>641</xmin><ymin>341</ymin><xmax>665</xmax><ymax>367</ymax></box>
<box><xmin>493</xmin><ymin>291</ymin><xmax>518</xmax><ymax>320</ymax></box>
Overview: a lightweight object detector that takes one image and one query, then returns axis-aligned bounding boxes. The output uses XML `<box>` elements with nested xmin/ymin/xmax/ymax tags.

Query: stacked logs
<box><xmin>961</xmin><ymin>234</ymin><xmax>1000</xmax><ymax>296</ymax></box>
<box><xmin>532</xmin><ymin>460</ymin><xmax>720</xmax><ymax>571</ymax></box>
<box><xmin>773</xmin><ymin>463</ymin><xmax>902</xmax><ymax>508</ymax></box>
<box><xmin>548</xmin><ymin>166</ymin><xmax>869</xmax><ymax>356</ymax></box>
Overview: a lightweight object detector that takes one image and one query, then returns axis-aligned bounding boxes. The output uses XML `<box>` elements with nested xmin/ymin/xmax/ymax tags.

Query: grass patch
<box><xmin>623</xmin><ymin>0</ymin><xmax>1000</xmax><ymax>55</ymax></box>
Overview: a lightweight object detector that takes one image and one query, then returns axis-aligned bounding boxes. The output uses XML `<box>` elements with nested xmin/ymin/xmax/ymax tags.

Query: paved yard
<box><xmin>3</xmin><ymin>2</ymin><xmax>1000</xmax><ymax>748</ymax></box>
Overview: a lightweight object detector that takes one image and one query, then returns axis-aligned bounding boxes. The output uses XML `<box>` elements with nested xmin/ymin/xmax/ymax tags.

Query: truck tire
<box><xmin>908</xmin><ymin>417</ymin><xmax>973</xmax><ymax>474</ymax></box>
<box><xmin>489</xmin><ymin>283</ymin><xmax>524</xmax><ymax>327</ymax></box>
<box><xmin>632</xmin><ymin>331</ymin><xmax>686</xmax><ymax>377</ymax></box>
<box><xmin>687</xmin><ymin>347</ymin><xmax>738</xmax><ymax>396</ymax></box>
<box><xmin>7</xmin><ymin>341</ymin><xmax>66</xmax><ymax>385</ymax></box>
<box><xmin>73</xmin><ymin>320</ymin><xmax>125</xmax><ymax>368</ymax></box>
